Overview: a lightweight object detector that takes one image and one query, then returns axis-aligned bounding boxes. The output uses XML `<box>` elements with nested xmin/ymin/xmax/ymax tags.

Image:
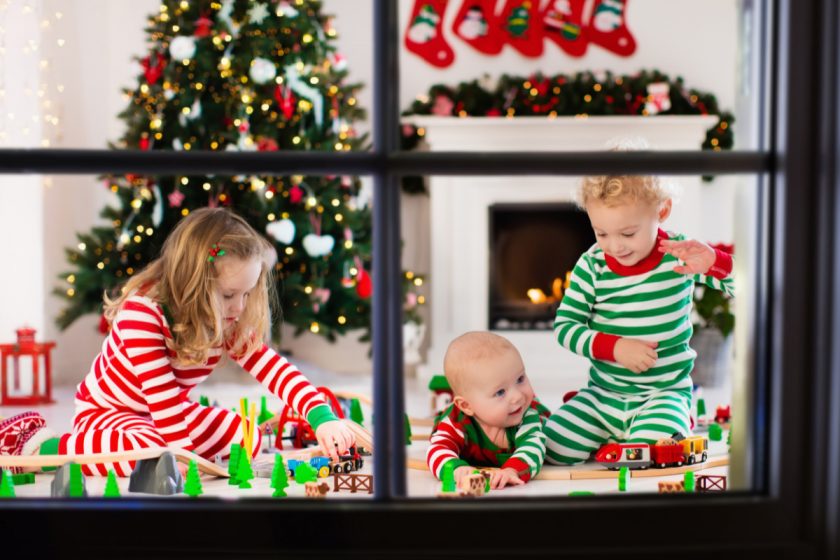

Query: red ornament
<box><xmin>274</xmin><ymin>85</ymin><xmax>297</xmax><ymax>120</ymax></box>
<box><xmin>257</xmin><ymin>137</ymin><xmax>279</xmax><ymax>151</ymax></box>
<box><xmin>355</xmin><ymin>269</ymin><xmax>372</xmax><ymax>299</ymax></box>
<box><xmin>141</xmin><ymin>53</ymin><xmax>167</xmax><ymax>85</ymax></box>
<box><xmin>486</xmin><ymin>108</ymin><xmax>502</xmax><ymax>116</ymax></box>
<box><xmin>194</xmin><ymin>15</ymin><xmax>213</xmax><ymax>38</ymax></box>
<box><xmin>431</xmin><ymin>94</ymin><xmax>454</xmax><ymax>116</ymax></box>
<box><xmin>139</xmin><ymin>135</ymin><xmax>150</xmax><ymax>150</ymax></box>
<box><xmin>168</xmin><ymin>189</ymin><xmax>186</xmax><ymax>208</ymax></box>
<box><xmin>289</xmin><ymin>184</ymin><xmax>304</xmax><ymax>204</ymax></box>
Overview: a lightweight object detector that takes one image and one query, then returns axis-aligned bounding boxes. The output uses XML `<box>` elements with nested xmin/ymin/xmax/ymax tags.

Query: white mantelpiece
<box><xmin>405</xmin><ymin>116</ymin><xmax>721</xmax><ymax>395</ymax></box>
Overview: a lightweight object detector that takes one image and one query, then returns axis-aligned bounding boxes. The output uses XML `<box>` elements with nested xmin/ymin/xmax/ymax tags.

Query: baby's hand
<box><xmin>659</xmin><ymin>239</ymin><xmax>715</xmax><ymax>275</ymax></box>
<box><xmin>614</xmin><ymin>338</ymin><xmax>658</xmax><ymax>374</ymax></box>
<box><xmin>453</xmin><ymin>465</ymin><xmax>475</xmax><ymax>485</ymax></box>
<box><xmin>314</xmin><ymin>420</ymin><xmax>355</xmax><ymax>462</ymax></box>
<box><xmin>490</xmin><ymin>468</ymin><xmax>525</xmax><ymax>490</ymax></box>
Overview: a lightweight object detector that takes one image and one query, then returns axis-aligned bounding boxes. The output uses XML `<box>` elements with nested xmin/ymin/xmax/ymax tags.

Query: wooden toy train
<box><xmin>594</xmin><ymin>432</ymin><xmax>709</xmax><ymax>470</ymax></box>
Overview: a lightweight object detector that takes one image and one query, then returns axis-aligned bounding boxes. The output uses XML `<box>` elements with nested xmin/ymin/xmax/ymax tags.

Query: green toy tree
<box><xmin>184</xmin><ymin>460</ymin><xmax>204</xmax><ymax>497</ymax></box>
<box><xmin>0</xmin><ymin>470</ymin><xmax>15</xmax><ymax>498</ymax></box>
<box><xmin>270</xmin><ymin>454</ymin><xmax>289</xmax><ymax>497</ymax></box>
<box><xmin>69</xmin><ymin>463</ymin><xmax>85</xmax><ymax>498</ymax></box>
<box><xmin>440</xmin><ymin>462</ymin><xmax>456</xmax><ymax>493</ymax></box>
<box><xmin>199</xmin><ymin>395</ymin><xmax>210</xmax><ymax>407</ymax></box>
<box><xmin>696</xmin><ymin>397</ymin><xmax>707</xmax><ymax>419</ymax></box>
<box><xmin>404</xmin><ymin>414</ymin><xmax>412</xmax><ymax>446</ymax></box>
<box><xmin>258</xmin><ymin>396</ymin><xmax>274</xmax><ymax>425</ymax></box>
<box><xmin>103</xmin><ymin>470</ymin><xmax>121</xmax><ymax>498</ymax></box>
<box><xmin>618</xmin><ymin>466</ymin><xmax>629</xmax><ymax>492</ymax></box>
<box><xmin>294</xmin><ymin>462</ymin><xmax>317</xmax><ymax>484</ymax></box>
<box><xmin>228</xmin><ymin>443</ymin><xmax>241</xmax><ymax>485</ymax></box>
<box><xmin>709</xmin><ymin>423</ymin><xmax>723</xmax><ymax>441</ymax></box>
<box><xmin>349</xmin><ymin>398</ymin><xmax>364</xmax><ymax>426</ymax></box>
<box><xmin>684</xmin><ymin>471</ymin><xmax>696</xmax><ymax>493</ymax></box>
<box><xmin>236</xmin><ymin>450</ymin><xmax>255</xmax><ymax>489</ymax></box>
<box><xmin>54</xmin><ymin>0</ymin><xmax>425</xmax><ymax>345</ymax></box>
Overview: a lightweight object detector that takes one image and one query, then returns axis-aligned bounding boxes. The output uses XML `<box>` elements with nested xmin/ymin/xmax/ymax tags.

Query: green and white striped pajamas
<box><xmin>545</xmin><ymin>231</ymin><xmax>734</xmax><ymax>465</ymax></box>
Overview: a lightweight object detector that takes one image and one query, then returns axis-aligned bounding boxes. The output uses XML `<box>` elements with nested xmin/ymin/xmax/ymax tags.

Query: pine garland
<box><xmin>401</xmin><ymin>69</ymin><xmax>734</xmax><ymax>192</ymax></box>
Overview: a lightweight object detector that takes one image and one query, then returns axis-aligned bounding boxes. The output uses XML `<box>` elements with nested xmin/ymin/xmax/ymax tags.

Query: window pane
<box><xmin>0</xmin><ymin>172</ymin><xmax>376</xmax><ymax>499</ymax></box>
<box><xmin>404</xmin><ymin>172</ymin><xmax>760</xmax><ymax>497</ymax></box>
<box><xmin>0</xmin><ymin>0</ymin><xmax>372</xmax><ymax>152</ymax></box>
<box><xmin>399</xmin><ymin>0</ymin><xmax>764</xmax><ymax>152</ymax></box>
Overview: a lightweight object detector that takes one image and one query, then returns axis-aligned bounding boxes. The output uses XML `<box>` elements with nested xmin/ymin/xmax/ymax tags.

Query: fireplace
<box><xmin>488</xmin><ymin>203</ymin><xmax>594</xmax><ymax>330</ymax></box>
<box><xmin>403</xmin><ymin>115</ymin><xmax>720</xmax><ymax>388</ymax></box>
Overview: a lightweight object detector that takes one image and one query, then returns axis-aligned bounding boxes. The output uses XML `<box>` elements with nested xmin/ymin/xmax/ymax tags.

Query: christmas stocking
<box><xmin>541</xmin><ymin>0</ymin><xmax>587</xmax><ymax>57</ymax></box>
<box><xmin>498</xmin><ymin>0</ymin><xmax>543</xmax><ymax>58</ymax></box>
<box><xmin>587</xmin><ymin>0</ymin><xmax>636</xmax><ymax>56</ymax></box>
<box><xmin>405</xmin><ymin>0</ymin><xmax>455</xmax><ymax>68</ymax></box>
<box><xmin>452</xmin><ymin>0</ymin><xmax>504</xmax><ymax>55</ymax></box>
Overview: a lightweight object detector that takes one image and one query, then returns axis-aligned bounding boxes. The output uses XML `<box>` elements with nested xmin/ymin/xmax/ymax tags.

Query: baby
<box><xmin>426</xmin><ymin>331</ymin><xmax>548</xmax><ymax>489</ymax></box>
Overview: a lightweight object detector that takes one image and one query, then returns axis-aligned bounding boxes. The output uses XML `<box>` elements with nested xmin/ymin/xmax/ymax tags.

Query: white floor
<box><xmin>0</xmin><ymin>359</ymin><xmax>732</xmax><ymax>499</ymax></box>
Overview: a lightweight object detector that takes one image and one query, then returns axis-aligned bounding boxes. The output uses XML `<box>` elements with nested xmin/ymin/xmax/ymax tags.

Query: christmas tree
<box><xmin>103</xmin><ymin>470</ymin><xmax>121</xmax><ymax>498</ymax></box>
<box><xmin>184</xmin><ymin>460</ymin><xmax>204</xmax><ymax>497</ymax></box>
<box><xmin>55</xmin><ymin>0</ymin><xmax>425</xmax><ymax>344</ymax></box>
<box><xmin>270</xmin><ymin>453</ymin><xmax>289</xmax><ymax>497</ymax></box>
<box><xmin>236</xmin><ymin>449</ymin><xmax>255</xmax><ymax>489</ymax></box>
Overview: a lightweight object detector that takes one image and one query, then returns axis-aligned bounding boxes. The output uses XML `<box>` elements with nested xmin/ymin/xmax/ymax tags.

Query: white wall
<box><xmin>0</xmin><ymin>0</ymin><xmax>747</xmax><ymax>385</ymax></box>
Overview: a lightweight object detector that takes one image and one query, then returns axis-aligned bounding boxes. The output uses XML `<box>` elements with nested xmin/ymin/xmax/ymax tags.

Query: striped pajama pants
<box><xmin>544</xmin><ymin>385</ymin><xmax>692</xmax><ymax>465</ymax></box>
<box><xmin>58</xmin><ymin>400</ymin><xmax>261</xmax><ymax>477</ymax></box>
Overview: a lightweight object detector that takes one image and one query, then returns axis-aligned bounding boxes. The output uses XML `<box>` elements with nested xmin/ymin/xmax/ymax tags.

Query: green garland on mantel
<box><xmin>400</xmin><ymin>69</ymin><xmax>734</xmax><ymax>193</ymax></box>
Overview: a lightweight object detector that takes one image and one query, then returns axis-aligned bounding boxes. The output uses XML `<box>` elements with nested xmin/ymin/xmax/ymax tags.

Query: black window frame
<box><xmin>1</xmin><ymin>0</ymin><xmax>839</xmax><ymax>557</ymax></box>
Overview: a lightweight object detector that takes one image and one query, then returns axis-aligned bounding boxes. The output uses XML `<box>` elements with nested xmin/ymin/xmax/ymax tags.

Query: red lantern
<box><xmin>0</xmin><ymin>327</ymin><xmax>56</xmax><ymax>406</ymax></box>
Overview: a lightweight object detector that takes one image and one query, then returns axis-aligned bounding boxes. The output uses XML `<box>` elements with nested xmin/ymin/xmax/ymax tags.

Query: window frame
<box><xmin>1</xmin><ymin>0</ymin><xmax>838</xmax><ymax>556</ymax></box>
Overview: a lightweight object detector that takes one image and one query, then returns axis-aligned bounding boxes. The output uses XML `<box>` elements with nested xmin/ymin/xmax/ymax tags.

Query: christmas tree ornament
<box><xmin>248</xmin><ymin>2</ymin><xmax>271</xmax><ymax>25</ymax></box>
<box><xmin>404</xmin><ymin>0</ymin><xmax>455</xmax><ymax>68</ymax></box>
<box><xmin>312</xmin><ymin>287</ymin><xmax>331</xmax><ymax>313</ymax></box>
<box><xmin>499</xmin><ymin>0</ymin><xmax>543</xmax><ymax>57</ymax></box>
<box><xmin>168</xmin><ymin>188</ymin><xmax>185</xmax><ymax>208</ymax></box>
<box><xmin>355</xmin><ymin>267</ymin><xmax>373</xmax><ymax>299</ymax></box>
<box><xmin>645</xmin><ymin>82</ymin><xmax>671</xmax><ymax>114</ymax></box>
<box><xmin>588</xmin><ymin>0</ymin><xmax>636</xmax><ymax>56</ymax></box>
<box><xmin>289</xmin><ymin>183</ymin><xmax>304</xmax><ymax>204</ymax></box>
<box><xmin>152</xmin><ymin>183</ymin><xmax>164</xmax><ymax>226</ymax></box>
<box><xmin>141</xmin><ymin>53</ymin><xmax>166</xmax><ymax>85</ymax></box>
<box><xmin>541</xmin><ymin>0</ymin><xmax>588</xmax><ymax>57</ymax></box>
<box><xmin>194</xmin><ymin>14</ymin><xmax>213</xmax><ymax>38</ymax></box>
<box><xmin>250</xmin><ymin>57</ymin><xmax>277</xmax><ymax>84</ymax></box>
<box><xmin>285</xmin><ymin>65</ymin><xmax>324</xmax><ymax>127</ymax></box>
<box><xmin>172</xmin><ymin>138</ymin><xmax>184</xmax><ymax>151</ymax></box>
<box><xmin>453</xmin><ymin>0</ymin><xmax>504</xmax><ymax>55</ymax></box>
<box><xmin>302</xmin><ymin>234</ymin><xmax>335</xmax><ymax>257</ymax></box>
<box><xmin>431</xmin><ymin>94</ymin><xmax>455</xmax><ymax>116</ymax></box>
<box><xmin>266</xmin><ymin>218</ymin><xmax>295</xmax><ymax>244</ymax></box>
<box><xmin>276</xmin><ymin>1</ymin><xmax>299</xmax><ymax>18</ymax></box>
<box><xmin>218</xmin><ymin>0</ymin><xmax>240</xmax><ymax>37</ymax></box>
<box><xmin>169</xmin><ymin>36</ymin><xmax>197</xmax><ymax>61</ymax></box>
<box><xmin>274</xmin><ymin>84</ymin><xmax>297</xmax><ymax>120</ymax></box>
<box><xmin>341</xmin><ymin>260</ymin><xmax>356</xmax><ymax>288</ymax></box>
<box><xmin>332</xmin><ymin>53</ymin><xmax>347</xmax><ymax>72</ymax></box>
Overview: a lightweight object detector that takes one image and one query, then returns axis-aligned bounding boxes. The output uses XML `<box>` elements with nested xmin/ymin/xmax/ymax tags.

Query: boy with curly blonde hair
<box><xmin>545</xmin><ymin>138</ymin><xmax>734</xmax><ymax>465</ymax></box>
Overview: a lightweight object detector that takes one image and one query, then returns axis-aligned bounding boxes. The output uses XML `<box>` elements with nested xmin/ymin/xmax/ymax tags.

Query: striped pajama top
<box><xmin>554</xmin><ymin>229</ymin><xmax>734</xmax><ymax>396</ymax></box>
<box><xmin>74</xmin><ymin>293</ymin><xmax>336</xmax><ymax>451</ymax></box>
<box><xmin>426</xmin><ymin>401</ymin><xmax>549</xmax><ymax>482</ymax></box>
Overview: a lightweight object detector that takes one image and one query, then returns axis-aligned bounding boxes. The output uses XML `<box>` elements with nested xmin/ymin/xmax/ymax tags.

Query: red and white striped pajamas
<box><xmin>58</xmin><ymin>294</ymin><xmax>335</xmax><ymax>476</ymax></box>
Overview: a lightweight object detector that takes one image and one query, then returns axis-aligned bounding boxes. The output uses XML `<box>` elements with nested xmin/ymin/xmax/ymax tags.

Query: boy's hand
<box><xmin>314</xmin><ymin>420</ymin><xmax>355</xmax><ymax>462</ymax></box>
<box><xmin>614</xmin><ymin>338</ymin><xmax>658</xmax><ymax>373</ymax></box>
<box><xmin>659</xmin><ymin>239</ymin><xmax>716</xmax><ymax>275</ymax></box>
<box><xmin>490</xmin><ymin>468</ymin><xmax>525</xmax><ymax>490</ymax></box>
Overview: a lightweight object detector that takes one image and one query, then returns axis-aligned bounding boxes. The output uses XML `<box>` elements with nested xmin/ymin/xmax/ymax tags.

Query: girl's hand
<box><xmin>660</xmin><ymin>239</ymin><xmax>716</xmax><ymax>275</ymax></box>
<box><xmin>614</xmin><ymin>338</ymin><xmax>658</xmax><ymax>374</ymax></box>
<box><xmin>490</xmin><ymin>468</ymin><xmax>525</xmax><ymax>490</ymax></box>
<box><xmin>314</xmin><ymin>420</ymin><xmax>355</xmax><ymax>462</ymax></box>
<box><xmin>453</xmin><ymin>465</ymin><xmax>474</xmax><ymax>485</ymax></box>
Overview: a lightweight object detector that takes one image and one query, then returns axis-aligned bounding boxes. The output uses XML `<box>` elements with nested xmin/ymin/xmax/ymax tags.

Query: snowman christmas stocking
<box><xmin>541</xmin><ymin>0</ymin><xmax>587</xmax><ymax>57</ymax></box>
<box><xmin>498</xmin><ymin>0</ymin><xmax>543</xmax><ymax>57</ymax></box>
<box><xmin>452</xmin><ymin>0</ymin><xmax>504</xmax><ymax>55</ymax></box>
<box><xmin>587</xmin><ymin>0</ymin><xmax>636</xmax><ymax>56</ymax></box>
<box><xmin>405</xmin><ymin>0</ymin><xmax>455</xmax><ymax>67</ymax></box>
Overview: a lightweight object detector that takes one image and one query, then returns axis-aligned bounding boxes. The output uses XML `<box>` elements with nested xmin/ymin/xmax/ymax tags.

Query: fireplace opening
<box><xmin>489</xmin><ymin>203</ymin><xmax>595</xmax><ymax>330</ymax></box>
